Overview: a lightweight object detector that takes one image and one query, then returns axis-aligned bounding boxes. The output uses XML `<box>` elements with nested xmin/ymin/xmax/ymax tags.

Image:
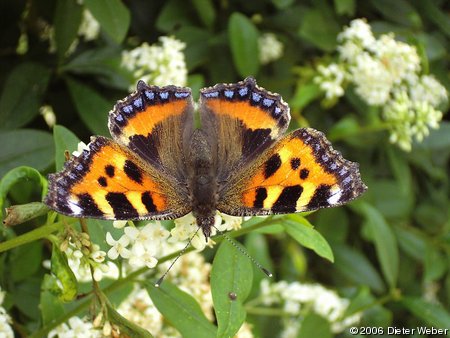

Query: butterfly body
<box><xmin>45</xmin><ymin>78</ymin><xmax>367</xmax><ymax>237</ymax></box>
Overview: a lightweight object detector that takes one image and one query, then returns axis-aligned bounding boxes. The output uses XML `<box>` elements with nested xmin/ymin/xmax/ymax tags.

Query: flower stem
<box><xmin>0</xmin><ymin>222</ymin><xmax>64</xmax><ymax>253</ymax></box>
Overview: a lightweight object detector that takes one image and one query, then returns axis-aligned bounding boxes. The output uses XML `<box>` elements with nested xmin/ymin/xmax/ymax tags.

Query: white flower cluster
<box><xmin>60</xmin><ymin>234</ymin><xmax>117</xmax><ymax>282</ymax></box>
<box><xmin>259</xmin><ymin>33</ymin><xmax>284</xmax><ymax>65</ymax></box>
<box><xmin>314</xmin><ymin>64</ymin><xmax>346</xmax><ymax>100</ymax></box>
<box><xmin>106</xmin><ymin>221</ymin><xmax>170</xmax><ymax>269</ymax></box>
<box><xmin>48</xmin><ymin>316</ymin><xmax>100</xmax><ymax>338</ymax></box>
<box><xmin>260</xmin><ymin>279</ymin><xmax>361</xmax><ymax>336</ymax></box>
<box><xmin>122</xmin><ymin>36</ymin><xmax>188</xmax><ymax>88</ymax></box>
<box><xmin>107</xmin><ymin>212</ymin><xmax>243</xmax><ymax>268</ymax></box>
<box><xmin>0</xmin><ymin>287</ymin><xmax>14</xmax><ymax>338</ymax></box>
<box><xmin>78</xmin><ymin>9</ymin><xmax>100</xmax><ymax>41</ymax></box>
<box><xmin>314</xmin><ymin>18</ymin><xmax>448</xmax><ymax>151</ymax></box>
<box><xmin>170</xmin><ymin>212</ymin><xmax>243</xmax><ymax>251</ymax></box>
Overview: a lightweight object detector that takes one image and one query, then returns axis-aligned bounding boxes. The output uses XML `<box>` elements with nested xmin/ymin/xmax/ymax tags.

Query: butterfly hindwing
<box><xmin>108</xmin><ymin>81</ymin><xmax>194</xmax><ymax>180</ymax></box>
<box><xmin>45</xmin><ymin>136</ymin><xmax>191</xmax><ymax>220</ymax></box>
<box><xmin>199</xmin><ymin>77</ymin><xmax>290</xmax><ymax>182</ymax></box>
<box><xmin>217</xmin><ymin>128</ymin><xmax>367</xmax><ymax>216</ymax></box>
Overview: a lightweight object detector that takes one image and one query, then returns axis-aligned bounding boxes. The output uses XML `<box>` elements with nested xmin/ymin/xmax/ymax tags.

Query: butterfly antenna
<box><xmin>155</xmin><ymin>227</ymin><xmax>201</xmax><ymax>287</ymax></box>
<box><xmin>213</xmin><ymin>225</ymin><xmax>273</xmax><ymax>277</ymax></box>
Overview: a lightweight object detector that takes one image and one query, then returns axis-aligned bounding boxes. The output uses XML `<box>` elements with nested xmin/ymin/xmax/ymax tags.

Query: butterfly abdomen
<box><xmin>186</xmin><ymin>130</ymin><xmax>218</xmax><ymax>237</ymax></box>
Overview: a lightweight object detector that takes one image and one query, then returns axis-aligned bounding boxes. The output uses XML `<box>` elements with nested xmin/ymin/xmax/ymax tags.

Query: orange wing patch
<box><xmin>45</xmin><ymin>136</ymin><xmax>190</xmax><ymax>220</ymax></box>
<box><xmin>108</xmin><ymin>81</ymin><xmax>192</xmax><ymax>143</ymax></box>
<box><xmin>205</xmin><ymin>99</ymin><xmax>280</xmax><ymax>134</ymax></box>
<box><xmin>118</xmin><ymin>100</ymin><xmax>188</xmax><ymax>144</ymax></box>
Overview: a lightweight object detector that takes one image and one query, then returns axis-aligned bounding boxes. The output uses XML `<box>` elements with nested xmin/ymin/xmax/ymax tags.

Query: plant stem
<box><xmin>0</xmin><ymin>222</ymin><xmax>64</xmax><ymax>253</ymax></box>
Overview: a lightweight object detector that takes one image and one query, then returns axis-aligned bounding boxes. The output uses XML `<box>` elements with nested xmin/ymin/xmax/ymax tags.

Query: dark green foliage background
<box><xmin>0</xmin><ymin>0</ymin><xmax>449</xmax><ymax>337</ymax></box>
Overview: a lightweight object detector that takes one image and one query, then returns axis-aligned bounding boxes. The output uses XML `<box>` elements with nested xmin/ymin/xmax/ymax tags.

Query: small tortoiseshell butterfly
<box><xmin>45</xmin><ymin>78</ymin><xmax>367</xmax><ymax>237</ymax></box>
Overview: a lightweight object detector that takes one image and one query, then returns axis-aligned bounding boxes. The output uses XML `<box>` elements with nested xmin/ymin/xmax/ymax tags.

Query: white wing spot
<box><xmin>327</xmin><ymin>189</ymin><xmax>342</xmax><ymax>205</ymax></box>
<box><xmin>68</xmin><ymin>197</ymin><xmax>82</xmax><ymax>215</ymax></box>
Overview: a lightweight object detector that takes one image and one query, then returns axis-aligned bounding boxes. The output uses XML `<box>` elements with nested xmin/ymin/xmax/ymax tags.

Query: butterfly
<box><xmin>45</xmin><ymin>77</ymin><xmax>367</xmax><ymax>237</ymax></box>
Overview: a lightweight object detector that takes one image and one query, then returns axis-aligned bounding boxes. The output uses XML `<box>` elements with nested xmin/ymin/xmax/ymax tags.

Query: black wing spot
<box><xmin>264</xmin><ymin>154</ymin><xmax>282</xmax><ymax>179</ymax></box>
<box><xmin>98</xmin><ymin>176</ymin><xmax>107</xmax><ymax>187</ymax></box>
<box><xmin>77</xmin><ymin>193</ymin><xmax>104</xmax><ymax>217</ymax></box>
<box><xmin>307</xmin><ymin>184</ymin><xmax>331</xmax><ymax>209</ymax></box>
<box><xmin>141</xmin><ymin>192</ymin><xmax>157</xmax><ymax>213</ymax></box>
<box><xmin>300</xmin><ymin>169</ymin><xmax>309</xmax><ymax>180</ymax></box>
<box><xmin>106</xmin><ymin>192</ymin><xmax>139</xmax><ymax>219</ymax></box>
<box><xmin>272</xmin><ymin>185</ymin><xmax>303</xmax><ymax>213</ymax></box>
<box><xmin>290</xmin><ymin>158</ymin><xmax>301</xmax><ymax>170</ymax></box>
<box><xmin>105</xmin><ymin>165</ymin><xmax>115</xmax><ymax>178</ymax></box>
<box><xmin>124</xmin><ymin>160</ymin><xmax>143</xmax><ymax>184</ymax></box>
<box><xmin>254</xmin><ymin>187</ymin><xmax>268</xmax><ymax>208</ymax></box>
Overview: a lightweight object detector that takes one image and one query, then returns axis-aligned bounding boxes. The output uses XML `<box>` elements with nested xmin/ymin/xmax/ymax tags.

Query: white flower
<box><xmin>217</xmin><ymin>212</ymin><xmax>243</xmax><ymax>232</ymax></box>
<box><xmin>106</xmin><ymin>232</ymin><xmax>131</xmax><ymax>260</ymax></box>
<box><xmin>370</xmin><ymin>34</ymin><xmax>421</xmax><ymax>84</ymax></box>
<box><xmin>337</xmin><ymin>18</ymin><xmax>375</xmax><ymax>49</ymax></box>
<box><xmin>122</xmin><ymin>36</ymin><xmax>187</xmax><ymax>88</ymax></box>
<box><xmin>0</xmin><ymin>288</ymin><xmax>13</xmax><ymax>338</ymax></box>
<box><xmin>48</xmin><ymin>316</ymin><xmax>100</xmax><ymax>338</ymax></box>
<box><xmin>113</xmin><ymin>220</ymin><xmax>127</xmax><ymax>229</ymax></box>
<box><xmin>383</xmin><ymin>90</ymin><xmax>443</xmax><ymax>151</ymax></box>
<box><xmin>351</xmin><ymin>52</ymin><xmax>394</xmax><ymax>105</ymax></box>
<box><xmin>170</xmin><ymin>213</ymin><xmax>207</xmax><ymax>250</ymax></box>
<box><xmin>259</xmin><ymin>280</ymin><xmax>361</xmax><ymax>334</ymax></box>
<box><xmin>259</xmin><ymin>33</ymin><xmax>284</xmax><ymax>65</ymax></box>
<box><xmin>72</xmin><ymin>141</ymin><xmax>89</xmax><ymax>157</ymax></box>
<box><xmin>410</xmin><ymin>75</ymin><xmax>448</xmax><ymax>107</ymax></box>
<box><xmin>314</xmin><ymin>63</ymin><xmax>346</xmax><ymax>100</ymax></box>
<box><xmin>78</xmin><ymin>9</ymin><xmax>100</xmax><ymax>41</ymax></box>
<box><xmin>39</xmin><ymin>105</ymin><xmax>56</xmax><ymax>128</ymax></box>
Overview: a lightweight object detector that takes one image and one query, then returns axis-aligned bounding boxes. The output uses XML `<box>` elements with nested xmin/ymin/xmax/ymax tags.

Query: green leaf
<box><xmin>40</xmin><ymin>290</ymin><xmax>65</xmax><ymax>325</ymax></box>
<box><xmin>352</xmin><ymin>202</ymin><xmax>399</xmax><ymax>288</ymax></box>
<box><xmin>43</xmin><ymin>244</ymin><xmax>78</xmax><ymax>302</ymax></box>
<box><xmin>228</xmin><ymin>13</ymin><xmax>260</xmax><ymax>77</ymax></box>
<box><xmin>0</xmin><ymin>62</ymin><xmax>51</xmax><ymax>129</ymax></box>
<box><xmin>10</xmin><ymin>241</ymin><xmax>42</xmax><ymax>282</ymax></box>
<box><xmin>54</xmin><ymin>0</ymin><xmax>83</xmax><ymax>60</ymax></box>
<box><xmin>65</xmin><ymin>77</ymin><xmax>110</xmax><ymax>136</ymax></box>
<box><xmin>333</xmin><ymin>244</ymin><xmax>385</xmax><ymax>293</ymax></box>
<box><xmin>245</xmin><ymin>232</ymin><xmax>274</xmax><ymax>298</ymax></box>
<box><xmin>424</xmin><ymin>244</ymin><xmax>447</xmax><ymax>282</ymax></box>
<box><xmin>0</xmin><ymin>129</ymin><xmax>54</xmax><ymax>178</ymax></box>
<box><xmin>211</xmin><ymin>240</ymin><xmax>253</xmax><ymax>338</ymax></box>
<box><xmin>416</xmin><ymin>1</ymin><xmax>450</xmax><ymax>37</ymax></box>
<box><xmin>418</xmin><ymin>121</ymin><xmax>450</xmax><ymax>150</ymax></box>
<box><xmin>290</xmin><ymin>82</ymin><xmax>321</xmax><ymax>111</ymax></box>
<box><xmin>156</xmin><ymin>0</ymin><xmax>196</xmax><ymax>33</ymax></box>
<box><xmin>298</xmin><ymin>8</ymin><xmax>340</xmax><ymax>51</ymax></box>
<box><xmin>333</xmin><ymin>0</ymin><xmax>355</xmax><ymax>16</ymax></box>
<box><xmin>104</xmin><ymin>295</ymin><xmax>153</xmax><ymax>337</ymax></box>
<box><xmin>147</xmin><ymin>282</ymin><xmax>216</xmax><ymax>338</ymax></box>
<box><xmin>53</xmin><ymin>125</ymin><xmax>80</xmax><ymax>171</ymax></box>
<box><xmin>84</xmin><ymin>0</ymin><xmax>130</xmax><ymax>44</ymax></box>
<box><xmin>283</xmin><ymin>215</ymin><xmax>334</xmax><ymax>262</ymax></box>
<box><xmin>394</xmin><ymin>226</ymin><xmax>426</xmax><ymax>261</ymax></box>
<box><xmin>191</xmin><ymin>0</ymin><xmax>215</xmax><ymax>28</ymax></box>
<box><xmin>3</xmin><ymin>202</ymin><xmax>49</xmax><ymax>227</ymax></box>
<box><xmin>62</xmin><ymin>47</ymin><xmax>131</xmax><ymax>90</ymax></box>
<box><xmin>370</xmin><ymin>0</ymin><xmax>422</xmax><ymax>29</ymax></box>
<box><xmin>402</xmin><ymin>296</ymin><xmax>450</xmax><ymax>329</ymax></box>
<box><xmin>298</xmin><ymin>313</ymin><xmax>332</xmax><ymax>338</ymax></box>
<box><xmin>0</xmin><ymin>166</ymin><xmax>48</xmax><ymax>219</ymax></box>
